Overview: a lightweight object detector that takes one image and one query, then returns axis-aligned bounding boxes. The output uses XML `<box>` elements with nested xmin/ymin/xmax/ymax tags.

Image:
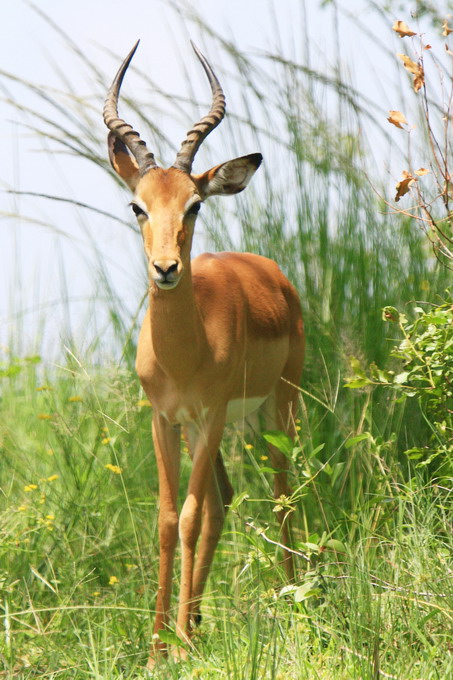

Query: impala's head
<box><xmin>103</xmin><ymin>41</ymin><xmax>262</xmax><ymax>291</ymax></box>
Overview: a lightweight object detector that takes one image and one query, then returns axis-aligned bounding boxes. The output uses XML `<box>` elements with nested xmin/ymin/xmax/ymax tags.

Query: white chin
<box><xmin>154</xmin><ymin>280</ymin><xmax>179</xmax><ymax>290</ymax></box>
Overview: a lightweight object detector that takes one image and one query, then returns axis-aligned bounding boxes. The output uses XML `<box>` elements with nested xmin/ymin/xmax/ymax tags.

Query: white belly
<box><xmin>160</xmin><ymin>396</ymin><xmax>266</xmax><ymax>427</ymax></box>
<box><xmin>225</xmin><ymin>396</ymin><xmax>267</xmax><ymax>423</ymax></box>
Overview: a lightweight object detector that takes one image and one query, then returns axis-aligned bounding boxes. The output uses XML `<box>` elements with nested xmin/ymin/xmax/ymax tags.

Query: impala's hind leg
<box><xmin>264</xmin><ymin>367</ymin><xmax>301</xmax><ymax>580</ymax></box>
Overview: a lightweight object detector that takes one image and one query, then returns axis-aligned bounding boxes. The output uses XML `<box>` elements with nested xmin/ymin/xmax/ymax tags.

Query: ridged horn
<box><xmin>103</xmin><ymin>40</ymin><xmax>157</xmax><ymax>176</ymax></box>
<box><xmin>173</xmin><ymin>42</ymin><xmax>226</xmax><ymax>174</ymax></box>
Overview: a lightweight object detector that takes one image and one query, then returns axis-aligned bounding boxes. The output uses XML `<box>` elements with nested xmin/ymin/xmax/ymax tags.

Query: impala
<box><xmin>103</xmin><ymin>41</ymin><xmax>304</xmax><ymax>666</ymax></box>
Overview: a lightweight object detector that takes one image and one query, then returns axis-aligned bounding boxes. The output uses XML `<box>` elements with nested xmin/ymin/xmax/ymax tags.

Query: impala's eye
<box><xmin>187</xmin><ymin>201</ymin><xmax>201</xmax><ymax>217</ymax></box>
<box><xmin>131</xmin><ymin>203</ymin><xmax>147</xmax><ymax>219</ymax></box>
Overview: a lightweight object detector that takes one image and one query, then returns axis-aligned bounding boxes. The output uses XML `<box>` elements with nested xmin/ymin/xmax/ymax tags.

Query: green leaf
<box><xmin>279</xmin><ymin>584</ymin><xmax>298</xmax><ymax>597</ymax></box>
<box><xmin>294</xmin><ymin>580</ymin><xmax>318</xmax><ymax>602</ymax></box>
<box><xmin>404</xmin><ymin>447</ymin><xmax>425</xmax><ymax>460</ymax></box>
<box><xmin>300</xmin><ymin>541</ymin><xmax>321</xmax><ymax>553</ymax></box>
<box><xmin>25</xmin><ymin>355</ymin><xmax>42</xmax><ymax>364</ymax></box>
<box><xmin>309</xmin><ymin>443</ymin><xmax>325</xmax><ymax>458</ymax></box>
<box><xmin>309</xmin><ymin>458</ymin><xmax>324</xmax><ymax>472</ymax></box>
<box><xmin>263</xmin><ymin>431</ymin><xmax>294</xmax><ymax>456</ymax></box>
<box><xmin>0</xmin><ymin>365</ymin><xmax>22</xmax><ymax>378</ymax></box>
<box><xmin>331</xmin><ymin>461</ymin><xmax>346</xmax><ymax>486</ymax></box>
<box><xmin>325</xmin><ymin>538</ymin><xmax>347</xmax><ymax>552</ymax></box>
<box><xmin>393</xmin><ymin>371</ymin><xmax>409</xmax><ymax>384</ymax></box>
<box><xmin>158</xmin><ymin>629</ymin><xmax>182</xmax><ymax>646</ymax></box>
<box><xmin>229</xmin><ymin>491</ymin><xmax>249</xmax><ymax>510</ymax></box>
<box><xmin>345</xmin><ymin>433</ymin><xmax>370</xmax><ymax>449</ymax></box>
<box><xmin>382</xmin><ymin>306</ymin><xmax>401</xmax><ymax>322</ymax></box>
<box><xmin>344</xmin><ymin>377</ymin><xmax>372</xmax><ymax>389</ymax></box>
<box><xmin>348</xmin><ymin>356</ymin><xmax>368</xmax><ymax>378</ymax></box>
<box><xmin>259</xmin><ymin>466</ymin><xmax>279</xmax><ymax>474</ymax></box>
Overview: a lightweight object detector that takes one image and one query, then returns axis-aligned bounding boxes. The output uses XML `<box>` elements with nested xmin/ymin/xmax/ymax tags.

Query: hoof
<box><xmin>192</xmin><ymin>611</ymin><xmax>202</xmax><ymax>627</ymax></box>
<box><xmin>171</xmin><ymin>645</ymin><xmax>188</xmax><ymax>663</ymax></box>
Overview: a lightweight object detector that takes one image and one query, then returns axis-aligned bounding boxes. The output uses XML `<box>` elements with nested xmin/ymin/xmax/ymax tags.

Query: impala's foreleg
<box><xmin>191</xmin><ymin>450</ymin><xmax>234</xmax><ymax>624</ymax></box>
<box><xmin>176</xmin><ymin>413</ymin><xmax>225</xmax><ymax>645</ymax></box>
<box><xmin>150</xmin><ymin>414</ymin><xmax>181</xmax><ymax>661</ymax></box>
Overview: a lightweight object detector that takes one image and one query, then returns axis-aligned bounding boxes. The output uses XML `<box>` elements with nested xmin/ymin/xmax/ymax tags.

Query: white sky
<box><xmin>0</xmin><ymin>0</ymin><xmax>440</xmax><ymax>358</ymax></box>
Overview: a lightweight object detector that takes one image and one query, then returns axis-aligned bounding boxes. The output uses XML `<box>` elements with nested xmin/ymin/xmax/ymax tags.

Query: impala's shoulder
<box><xmin>192</xmin><ymin>251</ymin><xmax>283</xmax><ymax>277</ymax></box>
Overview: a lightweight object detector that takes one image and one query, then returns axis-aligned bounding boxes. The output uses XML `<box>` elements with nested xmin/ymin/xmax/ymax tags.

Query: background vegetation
<box><xmin>0</xmin><ymin>1</ymin><xmax>451</xmax><ymax>678</ymax></box>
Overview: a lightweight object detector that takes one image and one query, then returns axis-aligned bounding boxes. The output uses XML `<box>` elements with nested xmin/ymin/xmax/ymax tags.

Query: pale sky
<box><xmin>0</xmin><ymin>0</ymin><xmax>433</xmax><ymax>358</ymax></box>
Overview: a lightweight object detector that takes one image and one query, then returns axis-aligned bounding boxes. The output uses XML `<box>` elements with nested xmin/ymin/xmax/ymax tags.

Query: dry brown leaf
<box><xmin>397</xmin><ymin>53</ymin><xmax>425</xmax><ymax>92</ymax></box>
<box><xmin>392</xmin><ymin>20</ymin><xmax>416</xmax><ymax>37</ymax></box>
<box><xmin>443</xmin><ymin>19</ymin><xmax>453</xmax><ymax>36</ymax></box>
<box><xmin>397</xmin><ymin>53</ymin><xmax>421</xmax><ymax>75</ymax></box>
<box><xmin>415</xmin><ymin>167</ymin><xmax>429</xmax><ymax>176</ymax></box>
<box><xmin>387</xmin><ymin>110</ymin><xmax>408</xmax><ymax>129</ymax></box>
<box><xmin>395</xmin><ymin>170</ymin><xmax>416</xmax><ymax>202</ymax></box>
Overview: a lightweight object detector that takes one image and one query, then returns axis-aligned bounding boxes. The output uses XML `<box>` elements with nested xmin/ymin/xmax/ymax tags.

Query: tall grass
<box><xmin>1</xmin><ymin>352</ymin><xmax>452</xmax><ymax>678</ymax></box>
<box><xmin>0</xmin><ymin>2</ymin><xmax>452</xmax><ymax>678</ymax></box>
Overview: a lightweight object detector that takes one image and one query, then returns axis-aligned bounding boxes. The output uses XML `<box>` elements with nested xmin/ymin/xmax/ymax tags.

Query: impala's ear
<box><xmin>193</xmin><ymin>153</ymin><xmax>262</xmax><ymax>199</ymax></box>
<box><xmin>108</xmin><ymin>131</ymin><xmax>140</xmax><ymax>191</ymax></box>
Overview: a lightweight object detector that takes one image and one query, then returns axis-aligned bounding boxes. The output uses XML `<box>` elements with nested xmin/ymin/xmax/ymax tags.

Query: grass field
<box><xmin>1</xmin><ymin>351</ymin><xmax>452</xmax><ymax>679</ymax></box>
<box><xmin>1</xmin><ymin>3</ymin><xmax>452</xmax><ymax>678</ymax></box>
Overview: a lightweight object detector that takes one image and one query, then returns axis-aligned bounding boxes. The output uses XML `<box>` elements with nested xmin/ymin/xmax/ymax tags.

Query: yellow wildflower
<box><xmin>244</xmin><ymin>443</ymin><xmax>254</xmax><ymax>450</ymax></box>
<box><xmin>38</xmin><ymin>413</ymin><xmax>52</xmax><ymax>420</ymax></box>
<box><xmin>260</xmin><ymin>455</ymin><xmax>269</xmax><ymax>461</ymax></box>
<box><xmin>109</xmin><ymin>575</ymin><xmax>119</xmax><ymax>586</ymax></box>
<box><xmin>47</xmin><ymin>474</ymin><xmax>59</xmax><ymax>482</ymax></box>
<box><xmin>102</xmin><ymin>437</ymin><xmax>112</xmax><ymax>445</ymax></box>
<box><xmin>137</xmin><ymin>399</ymin><xmax>152</xmax><ymax>408</ymax></box>
<box><xmin>92</xmin><ymin>591</ymin><xmax>101</xmax><ymax>597</ymax></box>
<box><xmin>18</xmin><ymin>505</ymin><xmax>27</xmax><ymax>512</ymax></box>
<box><xmin>105</xmin><ymin>463</ymin><xmax>122</xmax><ymax>475</ymax></box>
<box><xmin>36</xmin><ymin>385</ymin><xmax>53</xmax><ymax>391</ymax></box>
<box><xmin>24</xmin><ymin>484</ymin><xmax>38</xmax><ymax>492</ymax></box>
<box><xmin>68</xmin><ymin>395</ymin><xmax>83</xmax><ymax>403</ymax></box>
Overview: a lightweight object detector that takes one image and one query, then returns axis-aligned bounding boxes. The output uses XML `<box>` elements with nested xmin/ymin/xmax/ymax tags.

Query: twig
<box><xmin>244</xmin><ymin>520</ymin><xmax>310</xmax><ymax>562</ymax></box>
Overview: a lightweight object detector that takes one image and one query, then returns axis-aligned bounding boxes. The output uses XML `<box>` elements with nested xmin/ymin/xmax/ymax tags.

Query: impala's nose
<box><xmin>151</xmin><ymin>259</ymin><xmax>181</xmax><ymax>288</ymax></box>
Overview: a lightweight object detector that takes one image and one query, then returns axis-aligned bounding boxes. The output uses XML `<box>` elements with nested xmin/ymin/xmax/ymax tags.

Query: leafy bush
<box><xmin>347</xmin><ymin>294</ymin><xmax>452</xmax><ymax>474</ymax></box>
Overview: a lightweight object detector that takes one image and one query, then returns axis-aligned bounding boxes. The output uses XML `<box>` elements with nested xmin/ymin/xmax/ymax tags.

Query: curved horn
<box><xmin>103</xmin><ymin>40</ymin><xmax>157</xmax><ymax>175</ymax></box>
<box><xmin>173</xmin><ymin>42</ymin><xmax>226</xmax><ymax>174</ymax></box>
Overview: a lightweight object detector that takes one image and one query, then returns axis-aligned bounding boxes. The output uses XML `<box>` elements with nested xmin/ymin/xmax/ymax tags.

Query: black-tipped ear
<box><xmin>108</xmin><ymin>131</ymin><xmax>140</xmax><ymax>190</ymax></box>
<box><xmin>193</xmin><ymin>153</ymin><xmax>262</xmax><ymax>198</ymax></box>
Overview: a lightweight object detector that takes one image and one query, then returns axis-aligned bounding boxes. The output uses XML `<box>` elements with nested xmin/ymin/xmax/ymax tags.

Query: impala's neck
<box><xmin>149</xmin><ymin>263</ymin><xmax>206</xmax><ymax>383</ymax></box>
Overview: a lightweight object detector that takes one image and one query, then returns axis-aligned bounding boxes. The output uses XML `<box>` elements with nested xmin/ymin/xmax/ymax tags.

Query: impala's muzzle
<box><xmin>151</xmin><ymin>259</ymin><xmax>182</xmax><ymax>289</ymax></box>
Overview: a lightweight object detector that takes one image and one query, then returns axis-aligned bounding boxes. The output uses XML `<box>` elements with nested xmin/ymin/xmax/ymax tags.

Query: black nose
<box><xmin>152</xmin><ymin>260</ymin><xmax>180</xmax><ymax>285</ymax></box>
<box><xmin>154</xmin><ymin>262</ymin><xmax>178</xmax><ymax>279</ymax></box>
